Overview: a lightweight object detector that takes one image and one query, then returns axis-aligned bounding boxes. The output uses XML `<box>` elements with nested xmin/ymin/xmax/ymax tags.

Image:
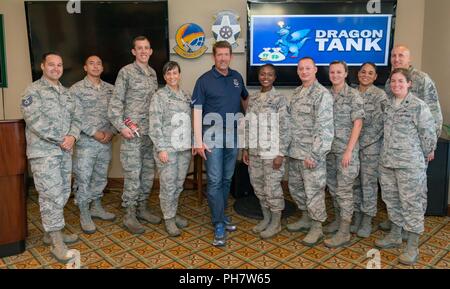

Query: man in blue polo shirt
<box><xmin>192</xmin><ymin>41</ymin><xmax>249</xmax><ymax>246</ymax></box>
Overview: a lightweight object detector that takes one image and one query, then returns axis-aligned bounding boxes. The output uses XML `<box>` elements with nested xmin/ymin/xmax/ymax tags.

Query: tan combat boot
<box><xmin>137</xmin><ymin>202</ymin><xmax>161</xmax><ymax>224</ymax></box>
<box><xmin>302</xmin><ymin>220</ymin><xmax>324</xmax><ymax>246</ymax></box>
<box><xmin>123</xmin><ymin>206</ymin><xmax>145</xmax><ymax>234</ymax></box>
<box><xmin>252</xmin><ymin>206</ymin><xmax>271</xmax><ymax>234</ymax></box>
<box><xmin>165</xmin><ymin>218</ymin><xmax>181</xmax><ymax>237</ymax></box>
<box><xmin>356</xmin><ymin>214</ymin><xmax>373</xmax><ymax>238</ymax></box>
<box><xmin>375</xmin><ymin>222</ymin><xmax>402</xmax><ymax>249</ymax></box>
<box><xmin>43</xmin><ymin>231</ymin><xmax>78</xmax><ymax>245</ymax></box>
<box><xmin>324</xmin><ymin>219</ymin><xmax>351</xmax><ymax>248</ymax></box>
<box><xmin>399</xmin><ymin>232</ymin><xmax>420</xmax><ymax>265</ymax></box>
<box><xmin>49</xmin><ymin>231</ymin><xmax>73</xmax><ymax>264</ymax></box>
<box><xmin>260</xmin><ymin>211</ymin><xmax>281</xmax><ymax>239</ymax></box>
<box><xmin>286</xmin><ymin>211</ymin><xmax>311</xmax><ymax>232</ymax></box>
<box><xmin>324</xmin><ymin>207</ymin><xmax>340</xmax><ymax>234</ymax></box>
<box><xmin>175</xmin><ymin>215</ymin><xmax>189</xmax><ymax>228</ymax></box>
<box><xmin>90</xmin><ymin>199</ymin><xmax>116</xmax><ymax>221</ymax></box>
<box><xmin>350</xmin><ymin>211</ymin><xmax>363</xmax><ymax>233</ymax></box>
<box><xmin>79</xmin><ymin>202</ymin><xmax>96</xmax><ymax>234</ymax></box>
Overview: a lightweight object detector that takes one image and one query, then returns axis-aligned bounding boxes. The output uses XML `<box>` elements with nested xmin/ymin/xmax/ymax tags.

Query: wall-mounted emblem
<box><xmin>173</xmin><ymin>23</ymin><xmax>207</xmax><ymax>59</ymax></box>
<box><xmin>212</xmin><ymin>10</ymin><xmax>241</xmax><ymax>48</ymax></box>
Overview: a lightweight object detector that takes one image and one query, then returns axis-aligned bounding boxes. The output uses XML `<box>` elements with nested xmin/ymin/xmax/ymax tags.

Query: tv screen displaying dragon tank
<box><xmin>246</xmin><ymin>0</ymin><xmax>398</xmax><ymax>87</ymax></box>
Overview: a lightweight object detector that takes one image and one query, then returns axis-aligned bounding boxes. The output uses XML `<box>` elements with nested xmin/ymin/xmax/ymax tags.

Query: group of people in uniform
<box><xmin>20</xmin><ymin>34</ymin><xmax>442</xmax><ymax>266</ymax></box>
<box><xmin>243</xmin><ymin>45</ymin><xmax>441</xmax><ymax>266</ymax></box>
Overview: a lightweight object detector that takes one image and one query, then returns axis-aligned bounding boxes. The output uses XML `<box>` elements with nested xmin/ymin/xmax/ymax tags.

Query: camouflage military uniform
<box><xmin>385</xmin><ymin>66</ymin><xmax>442</xmax><ymax>137</ymax></box>
<box><xmin>245</xmin><ymin>88</ymin><xmax>290</xmax><ymax>212</ymax></box>
<box><xmin>21</xmin><ymin>77</ymin><xmax>81</xmax><ymax>232</ymax></box>
<box><xmin>108</xmin><ymin>62</ymin><xmax>158</xmax><ymax>208</ymax></box>
<box><xmin>149</xmin><ymin>86</ymin><xmax>192</xmax><ymax>220</ymax></box>
<box><xmin>385</xmin><ymin>66</ymin><xmax>442</xmax><ymax>213</ymax></box>
<box><xmin>327</xmin><ymin>83</ymin><xmax>365</xmax><ymax>222</ymax></box>
<box><xmin>288</xmin><ymin>81</ymin><xmax>334</xmax><ymax>222</ymax></box>
<box><xmin>379</xmin><ymin>93</ymin><xmax>436</xmax><ymax>234</ymax></box>
<box><xmin>353</xmin><ymin>85</ymin><xmax>387</xmax><ymax>217</ymax></box>
<box><xmin>70</xmin><ymin>77</ymin><xmax>115</xmax><ymax>206</ymax></box>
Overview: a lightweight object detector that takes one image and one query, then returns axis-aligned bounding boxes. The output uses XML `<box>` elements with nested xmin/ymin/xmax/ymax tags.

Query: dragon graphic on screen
<box><xmin>258</xmin><ymin>21</ymin><xmax>310</xmax><ymax>62</ymax></box>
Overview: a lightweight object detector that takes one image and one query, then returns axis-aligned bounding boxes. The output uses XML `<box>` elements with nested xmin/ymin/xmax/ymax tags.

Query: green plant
<box><xmin>443</xmin><ymin>124</ymin><xmax>450</xmax><ymax>138</ymax></box>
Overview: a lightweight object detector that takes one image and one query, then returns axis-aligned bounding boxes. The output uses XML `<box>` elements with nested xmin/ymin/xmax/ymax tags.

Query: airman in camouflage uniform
<box><xmin>243</xmin><ymin>83</ymin><xmax>290</xmax><ymax>239</ymax></box>
<box><xmin>375</xmin><ymin>68</ymin><xmax>436</xmax><ymax>265</ymax></box>
<box><xmin>380</xmin><ymin>45</ymin><xmax>442</xmax><ymax>232</ymax></box>
<box><xmin>385</xmin><ymin>69</ymin><xmax>442</xmax><ymax>139</ymax></box>
<box><xmin>149</xmin><ymin>70</ymin><xmax>192</xmax><ymax>237</ymax></box>
<box><xmin>352</xmin><ymin>63</ymin><xmax>388</xmax><ymax>238</ymax></box>
<box><xmin>325</xmin><ymin>61</ymin><xmax>365</xmax><ymax>248</ymax></box>
<box><xmin>386</xmin><ymin>68</ymin><xmax>442</xmax><ymax>212</ymax></box>
<box><xmin>21</xmin><ymin>53</ymin><xmax>81</xmax><ymax>263</ymax></box>
<box><xmin>287</xmin><ymin>58</ymin><xmax>334</xmax><ymax>247</ymax></box>
<box><xmin>71</xmin><ymin>55</ymin><xmax>117</xmax><ymax>235</ymax></box>
<box><xmin>108</xmin><ymin>36</ymin><xmax>161</xmax><ymax>234</ymax></box>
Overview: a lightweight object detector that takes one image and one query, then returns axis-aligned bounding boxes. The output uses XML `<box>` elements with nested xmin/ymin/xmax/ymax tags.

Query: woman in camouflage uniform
<box><xmin>325</xmin><ymin>61</ymin><xmax>365</xmax><ymax>248</ymax></box>
<box><xmin>149</xmin><ymin>61</ymin><xmax>192</xmax><ymax>237</ymax></box>
<box><xmin>352</xmin><ymin>63</ymin><xmax>387</xmax><ymax>237</ymax></box>
<box><xmin>375</xmin><ymin>68</ymin><xmax>435</xmax><ymax>265</ymax></box>
<box><xmin>242</xmin><ymin>64</ymin><xmax>290</xmax><ymax>239</ymax></box>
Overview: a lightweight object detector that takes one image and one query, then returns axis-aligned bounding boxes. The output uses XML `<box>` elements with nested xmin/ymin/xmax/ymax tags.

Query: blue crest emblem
<box><xmin>173</xmin><ymin>23</ymin><xmax>208</xmax><ymax>59</ymax></box>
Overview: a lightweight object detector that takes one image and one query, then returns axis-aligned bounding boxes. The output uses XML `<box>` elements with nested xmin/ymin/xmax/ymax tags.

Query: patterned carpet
<box><xmin>0</xmin><ymin>186</ymin><xmax>449</xmax><ymax>269</ymax></box>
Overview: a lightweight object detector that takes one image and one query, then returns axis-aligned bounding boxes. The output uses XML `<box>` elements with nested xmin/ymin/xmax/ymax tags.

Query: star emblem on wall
<box><xmin>212</xmin><ymin>10</ymin><xmax>241</xmax><ymax>48</ymax></box>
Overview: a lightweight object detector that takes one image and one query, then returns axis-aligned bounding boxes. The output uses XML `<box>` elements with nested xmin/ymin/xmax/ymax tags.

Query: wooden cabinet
<box><xmin>0</xmin><ymin>120</ymin><xmax>27</xmax><ymax>257</ymax></box>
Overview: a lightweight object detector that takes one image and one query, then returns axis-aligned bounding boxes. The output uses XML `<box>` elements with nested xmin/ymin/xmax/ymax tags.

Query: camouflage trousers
<box><xmin>248</xmin><ymin>155</ymin><xmax>285</xmax><ymax>212</ymax></box>
<box><xmin>326</xmin><ymin>152</ymin><xmax>360</xmax><ymax>222</ymax></box>
<box><xmin>353</xmin><ymin>150</ymin><xmax>380</xmax><ymax>217</ymax></box>
<box><xmin>421</xmin><ymin>160</ymin><xmax>429</xmax><ymax>214</ymax></box>
<box><xmin>29</xmin><ymin>152</ymin><xmax>72</xmax><ymax>232</ymax></box>
<box><xmin>379</xmin><ymin>165</ymin><xmax>425</xmax><ymax>234</ymax></box>
<box><xmin>73</xmin><ymin>136</ymin><xmax>111</xmax><ymax>206</ymax></box>
<box><xmin>120</xmin><ymin>135</ymin><xmax>155</xmax><ymax>208</ymax></box>
<box><xmin>288</xmin><ymin>157</ymin><xmax>327</xmax><ymax>222</ymax></box>
<box><xmin>155</xmin><ymin>150</ymin><xmax>191</xmax><ymax>220</ymax></box>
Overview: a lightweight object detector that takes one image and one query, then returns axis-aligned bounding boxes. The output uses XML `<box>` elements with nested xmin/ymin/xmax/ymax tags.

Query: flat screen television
<box><xmin>25</xmin><ymin>1</ymin><xmax>169</xmax><ymax>87</ymax></box>
<box><xmin>247</xmin><ymin>0</ymin><xmax>397</xmax><ymax>87</ymax></box>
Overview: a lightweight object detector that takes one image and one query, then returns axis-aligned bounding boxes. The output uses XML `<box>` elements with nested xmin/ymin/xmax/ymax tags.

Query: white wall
<box><xmin>394</xmin><ymin>0</ymin><xmax>425</xmax><ymax>69</ymax></box>
<box><xmin>0</xmin><ymin>0</ymin><xmax>32</xmax><ymax>121</ymax></box>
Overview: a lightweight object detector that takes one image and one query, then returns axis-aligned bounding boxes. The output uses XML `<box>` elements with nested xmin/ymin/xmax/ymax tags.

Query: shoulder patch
<box><xmin>22</xmin><ymin>95</ymin><xmax>33</xmax><ymax>107</ymax></box>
